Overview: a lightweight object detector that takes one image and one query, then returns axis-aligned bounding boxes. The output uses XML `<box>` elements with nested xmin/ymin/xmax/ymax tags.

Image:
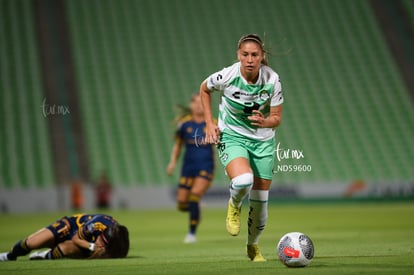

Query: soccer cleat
<box><xmin>226</xmin><ymin>199</ymin><xmax>241</xmax><ymax>236</ymax></box>
<box><xmin>29</xmin><ymin>250</ymin><xmax>50</xmax><ymax>260</ymax></box>
<box><xmin>184</xmin><ymin>233</ymin><xmax>197</xmax><ymax>244</ymax></box>
<box><xmin>0</xmin><ymin>252</ymin><xmax>12</xmax><ymax>261</ymax></box>
<box><xmin>247</xmin><ymin>244</ymin><xmax>267</xmax><ymax>262</ymax></box>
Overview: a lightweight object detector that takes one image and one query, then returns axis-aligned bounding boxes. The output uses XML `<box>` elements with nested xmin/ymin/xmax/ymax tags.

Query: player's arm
<box><xmin>59</xmin><ymin>237</ymin><xmax>107</xmax><ymax>259</ymax></box>
<box><xmin>265</xmin><ymin>105</ymin><xmax>283</xmax><ymax>128</ymax></box>
<box><xmin>167</xmin><ymin>138</ymin><xmax>183</xmax><ymax>175</ymax></box>
<box><xmin>86</xmin><ymin>235</ymin><xmax>108</xmax><ymax>259</ymax></box>
<box><xmin>71</xmin><ymin>230</ymin><xmax>104</xmax><ymax>255</ymax></box>
<box><xmin>200</xmin><ymin>81</ymin><xmax>220</xmax><ymax>144</ymax></box>
<box><xmin>71</xmin><ymin>232</ymin><xmax>94</xmax><ymax>250</ymax></box>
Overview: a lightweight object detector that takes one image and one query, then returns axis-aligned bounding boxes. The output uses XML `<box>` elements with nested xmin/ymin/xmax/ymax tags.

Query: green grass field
<box><xmin>0</xmin><ymin>201</ymin><xmax>413</xmax><ymax>274</ymax></box>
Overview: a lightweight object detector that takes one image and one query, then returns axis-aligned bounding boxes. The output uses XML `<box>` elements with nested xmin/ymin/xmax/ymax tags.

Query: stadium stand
<box><xmin>0</xmin><ymin>0</ymin><xmax>55</xmax><ymax>189</ymax></box>
<box><xmin>1</xmin><ymin>0</ymin><xmax>413</xmax><ymax>192</ymax></box>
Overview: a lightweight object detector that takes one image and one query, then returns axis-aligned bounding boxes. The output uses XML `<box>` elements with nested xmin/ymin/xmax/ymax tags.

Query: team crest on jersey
<box><xmin>87</xmin><ymin>223</ymin><xmax>95</xmax><ymax>233</ymax></box>
<box><xmin>221</xmin><ymin>153</ymin><xmax>228</xmax><ymax>162</ymax></box>
<box><xmin>258</xmin><ymin>90</ymin><xmax>270</xmax><ymax>102</ymax></box>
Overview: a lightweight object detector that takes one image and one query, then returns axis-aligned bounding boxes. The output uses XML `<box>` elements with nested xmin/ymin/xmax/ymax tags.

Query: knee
<box><xmin>188</xmin><ymin>193</ymin><xmax>200</xmax><ymax>203</ymax></box>
<box><xmin>177</xmin><ymin>202</ymin><xmax>189</xmax><ymax>211</ymax></box>
<box><xmin>21</xmin><ymin>238</ymin><xmax>31</xmax><ymax>250</ymax></box>
<box><xmin>231</xmin><ymin>173</ymin><xmax>254</xmax><ymax>189</ymax></box>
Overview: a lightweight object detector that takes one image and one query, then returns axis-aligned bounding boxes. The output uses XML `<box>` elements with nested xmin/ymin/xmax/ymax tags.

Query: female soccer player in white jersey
<box><xmin>199</xmin><ymin>34</ymin><xmax>283</xmax><ymax>262</ymax></box>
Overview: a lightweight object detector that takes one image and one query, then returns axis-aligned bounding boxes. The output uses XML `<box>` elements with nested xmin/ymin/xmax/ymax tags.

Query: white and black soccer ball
<box><xmin>277</xmin><ymin>232</ymin><xmax>314</xmax><ymax>267</ymax></box>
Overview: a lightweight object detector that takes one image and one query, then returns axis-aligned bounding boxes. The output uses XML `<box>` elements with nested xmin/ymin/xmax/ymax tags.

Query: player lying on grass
<box><xmin>0</xmin><ymin>213</ymin><xmax>129</xmax><ymax>261</ymax></box>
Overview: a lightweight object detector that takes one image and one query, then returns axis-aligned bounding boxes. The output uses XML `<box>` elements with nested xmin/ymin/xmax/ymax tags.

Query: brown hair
<box><xmin>104</xmin><ymin>224</ymin><xmax>130</xmax><ymax>258</ymax></box>
<box><xmin>237</xmin><ymin>33</ymin><xmax>268</xmax><ymax>65</ymax></box>
<box><xmin>172</xmin><ymin>93</ymin><xmax>199</xmax><ymax>125</ymax></box>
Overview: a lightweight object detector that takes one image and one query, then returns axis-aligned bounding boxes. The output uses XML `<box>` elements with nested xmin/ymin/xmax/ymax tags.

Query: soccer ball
<box><xmin>277</xmin><ymin>232</ymin><xmax>314</xmax><ymax>267</ymax></box>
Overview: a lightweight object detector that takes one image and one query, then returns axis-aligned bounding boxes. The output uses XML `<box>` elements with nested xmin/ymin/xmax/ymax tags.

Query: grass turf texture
<box><xmin>0</xmin><ymin>202</ymin><xmax>413</xmax><ymax>274</ymax></box>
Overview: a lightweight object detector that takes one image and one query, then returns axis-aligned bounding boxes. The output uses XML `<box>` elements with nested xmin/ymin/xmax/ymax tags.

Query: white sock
<box><xmin>247</xmin><ymin>189</ymin><xmax>269</xmax><ymax>245</ymax></box>
<box><xmin>230</xmin><ymin>185</ymin><xmax>251</xmax><ymax>208</ymax></box>
<box><xmin>229</xmin><ymin>173</ymin><xmax>253</xmax><ymax>208</ymax></box>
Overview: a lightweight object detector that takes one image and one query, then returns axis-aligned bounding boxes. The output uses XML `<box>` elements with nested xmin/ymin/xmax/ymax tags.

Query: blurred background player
<box><xmin>200</xmin><ymin>34</ymin><xmax>283</xmax><ymax>261</ymax></box>
<box><xmin>71</xmin><ymin>179</ymin><xmax>84</xmax><ymax>211</ymax></box>
<box><xmin>0</xmin><ymin>213</ymin><xmax>129</xmax><ymax>261</ymax></box>
<box><xmin>166</xmin><ymin>93</ymin><xmax>215</xmax><ymax>243</ymax></box>
<box><xmin>95</xmin><ymin>171</ymin><xmax>112</xmax><ymax>209</ymax></box>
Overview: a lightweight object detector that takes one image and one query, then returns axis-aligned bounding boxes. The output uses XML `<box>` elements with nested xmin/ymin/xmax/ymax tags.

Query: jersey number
<box><xmin>243</xmin><ymin>102</ymin><xmax>260</xmax><ymax>114</ymax></box>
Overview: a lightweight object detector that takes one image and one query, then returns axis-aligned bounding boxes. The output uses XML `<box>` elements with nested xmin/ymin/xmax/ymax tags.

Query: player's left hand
<box><xmin>248</xmin><ymin>110</ymin><xmax>267</xmax><ymax>127</ymax></box>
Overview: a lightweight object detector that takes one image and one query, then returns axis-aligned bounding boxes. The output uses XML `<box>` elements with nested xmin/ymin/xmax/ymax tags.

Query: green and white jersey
<box><xmin>206</xmin><ymin>62</ymin><xmax>283</xmax><ymax>141</ymax></box>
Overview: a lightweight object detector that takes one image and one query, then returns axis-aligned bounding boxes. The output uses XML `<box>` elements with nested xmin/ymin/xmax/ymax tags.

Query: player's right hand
<box><xmin>205</xmin><ymin>123</ymin><xmax>220</xmax><ymax>144</ymax></box>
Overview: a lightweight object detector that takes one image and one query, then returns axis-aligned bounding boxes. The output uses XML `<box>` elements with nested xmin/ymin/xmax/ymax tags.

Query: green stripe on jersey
<box><xmin>230</xmin><ymin>76</ymin><xmax>274</xmax><ymax>96</ymax></box>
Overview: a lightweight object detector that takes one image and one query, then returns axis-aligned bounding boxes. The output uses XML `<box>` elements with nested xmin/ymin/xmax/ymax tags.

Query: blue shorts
<box><xmin>46</xmin><ymin>216</ymin><xmax>75</xmax><ymax>245</ymax></box>
<box><xmin>180</xmin><ymin>159</ymin><xmax>214</xmax><ymax>189</ymax></box>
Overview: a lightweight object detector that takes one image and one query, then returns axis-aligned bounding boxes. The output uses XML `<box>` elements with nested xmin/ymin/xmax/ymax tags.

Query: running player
<box><xmin>199</xmin><ymin>34</ymin><xmax>283</xmax><ymax>261</ymax></box>
<box><xmin>167</xmin><ymin>94</ymin><xmax>215</xmax><ymax>243</ymax></box>
<box><xmin>0</xmin><ymin>213</ymin><xmax>129</xmax><ymax>261</ymax></box>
